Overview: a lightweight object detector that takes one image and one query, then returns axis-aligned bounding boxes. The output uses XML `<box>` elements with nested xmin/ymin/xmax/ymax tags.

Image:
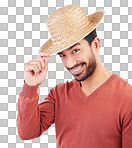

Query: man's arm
<box><xmin>122</xmin><ymin>111</ymin><xmax>132</xmax><ymax>148</ymax></box>
<box><xmin>121</xmin><ymin>86</ymin><xmax>132</xmax><ymax>148</ymax></box>
<box><xmin>17</xmin><ymin>52</ymin><xmax>53</xmax><ymax>140</ymax></box>
<box><xmin>17</xmin><ymin>82</ymin><xmax>55</xmax><ymax>140</ymax></box>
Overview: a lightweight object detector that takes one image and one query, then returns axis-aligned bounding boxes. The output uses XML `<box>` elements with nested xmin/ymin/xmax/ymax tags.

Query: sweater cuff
<box><xmin>21</xmin><ymin>81</ymin><xmax>39</xmax><ymax>98</ymax></box>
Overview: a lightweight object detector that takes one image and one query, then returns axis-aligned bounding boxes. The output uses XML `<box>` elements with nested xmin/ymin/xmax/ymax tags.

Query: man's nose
<box><xmin>66</xmin><ymin>56</ymin><xmax>77</xmax><ymax>69</ymax></box>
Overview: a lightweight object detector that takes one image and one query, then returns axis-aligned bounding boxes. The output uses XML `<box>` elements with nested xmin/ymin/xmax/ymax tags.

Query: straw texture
<box><xmin>40</xmin><ymin>4</ymin><xmax>104</xmax><ymax>54</ymax></box>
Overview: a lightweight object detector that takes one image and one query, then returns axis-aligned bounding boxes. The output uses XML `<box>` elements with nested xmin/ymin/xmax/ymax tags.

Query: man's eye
<box><xmin>73</xmin><ymin>49</ymin><xmax>79</xmax><ymax>53</ymax></box>
<box><xmin>59</xmin><ymin>54</ymin><xmax>65</xmax><ymax>58</ymax></box>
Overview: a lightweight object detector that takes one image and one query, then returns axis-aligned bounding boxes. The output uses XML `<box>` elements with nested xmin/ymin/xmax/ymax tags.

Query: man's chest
<box><xmin>55</xmin><ymin>95</ymin><xmax>122</xmax><ymax>137</ymax></box>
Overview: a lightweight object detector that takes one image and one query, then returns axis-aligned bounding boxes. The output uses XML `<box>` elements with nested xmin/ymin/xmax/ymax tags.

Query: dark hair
<box><xmin>84</xmin><ymin>28</ymin><xmax>97</xmax><ymax>46</ymax></box>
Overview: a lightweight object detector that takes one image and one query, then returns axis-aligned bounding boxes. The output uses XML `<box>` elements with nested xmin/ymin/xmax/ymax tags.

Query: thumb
<box><xmin>44</xmin><ymin>56</ymin><xmax>51</xmax><ymax>70</ymax></box>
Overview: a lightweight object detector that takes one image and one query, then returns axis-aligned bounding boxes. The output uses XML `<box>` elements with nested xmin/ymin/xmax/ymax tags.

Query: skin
<box><xmin>58</xmin><ymin>37</ymin><xmax>113</xmax><ymax>96</ymax></box>
<box><xmin>24</xmin><ymin>37</ymin><xmax>112</xmax><ymax>96</ymax></box>
<box><xmin>24</xmin><ymin>52</ymin><xmax>51</xmax><ymax>86</ymax></box>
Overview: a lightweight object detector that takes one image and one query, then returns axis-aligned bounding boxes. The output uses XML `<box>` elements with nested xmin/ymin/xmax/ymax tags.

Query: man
<box><xmin>17</xmin><ymin>4</ymin><xmax>132</xmax><ymax>148</ymax></box>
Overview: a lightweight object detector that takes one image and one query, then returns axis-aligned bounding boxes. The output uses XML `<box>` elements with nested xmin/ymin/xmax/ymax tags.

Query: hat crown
<box><xmin>40</xmin><ymin>4</ymin><xmax>104</xmax><ymax>54</ymax></box>
<box><xmin>46</xmin><ymin>5</ymin><xmax>90</xmax><ymax>45</ymax></box>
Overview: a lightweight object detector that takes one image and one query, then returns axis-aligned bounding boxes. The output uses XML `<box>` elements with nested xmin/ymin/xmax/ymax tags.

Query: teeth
<box><xmin>71</xmin><ymin>65</ymin><xmax>82</xmax><ymax>72</ymax></box>
<box><xmin>73</xmin><ymin>67</ymin><xmax>81</xmax><ymax>72</ymax></box>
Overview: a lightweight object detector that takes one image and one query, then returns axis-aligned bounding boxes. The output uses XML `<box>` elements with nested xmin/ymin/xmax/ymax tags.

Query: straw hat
<box><xmin>40</xmin><ymin>4</ymin><xmax>104</xmax><ymax>55</ymax></box>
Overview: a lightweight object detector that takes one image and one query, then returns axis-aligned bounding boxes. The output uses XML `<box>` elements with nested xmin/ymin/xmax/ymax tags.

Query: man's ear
<box><xmin>92</xmin><ymin>37</ymin><xmax>100</xmax><ymax>51</ymax></box>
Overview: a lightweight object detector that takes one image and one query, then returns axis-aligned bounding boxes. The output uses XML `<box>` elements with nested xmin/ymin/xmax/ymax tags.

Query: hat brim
<box><xmin>39</xmin><ymin>10</ymin><xmax>104</xmax><ymax>55</ymax></box>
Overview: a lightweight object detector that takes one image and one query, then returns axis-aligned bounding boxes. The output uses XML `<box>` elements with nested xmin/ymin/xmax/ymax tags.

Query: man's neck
<box><xmin>80</xmin><ymin>62</ymin><xmax>113</xmax><ymax>96</ymax></box>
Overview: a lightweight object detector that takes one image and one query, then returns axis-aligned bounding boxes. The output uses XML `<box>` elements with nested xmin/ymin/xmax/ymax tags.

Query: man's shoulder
<box><xmin>115</xmin><ymin>74</ymin><xmax>132</xmax><ymax>90</ymax></box>
<box><xmin>49</xmin><ymin>79</ymin><xmax>75</xmax><ymax>97</ymax></box>
<box><xmin>55</xmin><ymin>79</ymin><xmax>74</xmax><ymax>90</ymax></box>
<box><xmin>113</xmin><ymin>75</ymin><xmax>132</xmax><ymax>117</ymax></box>
<box><xmin>114</xmin><ymin>74</ymin><xmax>132</xmax><ymax>100</ymax></box>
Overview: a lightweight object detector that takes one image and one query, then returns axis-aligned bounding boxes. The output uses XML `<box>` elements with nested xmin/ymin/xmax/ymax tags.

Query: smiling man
<box><xmin>17</xmin><ymin>4</ymin><xmax>132</xmax><ymax>148</ymax></box>
<box><xmin>58</xmin><ymin>41</ymin><xmax>97</xmax><ymax>82</ymax></box>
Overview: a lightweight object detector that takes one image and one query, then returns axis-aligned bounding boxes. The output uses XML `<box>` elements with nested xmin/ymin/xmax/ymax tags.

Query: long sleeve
<box><xmin>122</xmin><ymin>112</ymin><xmax>132</xmax><ymax>148</ymax></box>
<box><xmin>120</xmin><ymin>83</ymin><xmax>132</xmax><ymax>148</ymax></box>
<box><xmin>17</xmin><ymin>82</ymin><xmax>55</xmax><ymax>140</ymax></box>
<box><xmin>121</xmin><ymin>97</ymin><xmax>132</xmax><ymax>148</ymax></box>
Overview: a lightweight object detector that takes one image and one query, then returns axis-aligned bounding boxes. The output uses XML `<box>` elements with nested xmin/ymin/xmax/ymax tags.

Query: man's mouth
<box><xmin>69</xmin><ymin>63</ymin><xmax>85</xmax><ymax>75</ymax></box>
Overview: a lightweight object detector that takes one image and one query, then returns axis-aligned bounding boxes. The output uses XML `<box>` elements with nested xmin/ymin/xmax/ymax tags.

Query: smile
<box><xmin>70</xmin><ymin>65</ymin><xmax>83</xmax><ymax>75</ymax></box>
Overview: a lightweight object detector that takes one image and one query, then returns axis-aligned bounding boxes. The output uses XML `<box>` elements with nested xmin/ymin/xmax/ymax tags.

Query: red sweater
<box><xmin>17</xmin><ymin>73</ymin><xmax>132</xmax><ymax>148</ymax></box>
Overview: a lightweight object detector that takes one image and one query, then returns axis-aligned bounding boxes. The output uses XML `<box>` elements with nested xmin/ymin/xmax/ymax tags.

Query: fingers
<box><xmin>24</xmin><ymin>52</ymin><xmax>51</xmax><ymax>75</ymax></box>
<box><xmin>43</xmin><ymin>56</ymin><xmax>51</xmax><ymax>70</ymax></box>
<box><xmin>37</xmin><ymin>52</ymin><xmax>51</xmax><ymax>71</ymax></box>
<box><xmin>29</xmin><ymin>61</ymin><xmax>42</xmax><ymax>74</ymax></box>
<box><xmin>37</xmin><ymin>52</ymin><xmax>50</xmax><ymax>59</ymax></box>
<box><xmin>24</xmin><ymin>62</ymin><xmax>40</xmax><ymax>75</ymax></box>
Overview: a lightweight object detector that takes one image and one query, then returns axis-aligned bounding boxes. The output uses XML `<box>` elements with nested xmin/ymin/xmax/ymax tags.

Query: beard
<box><xmin>67</xmin><ymin>53</ymin><xmax>97</xmax><ymax>82</ymax></box>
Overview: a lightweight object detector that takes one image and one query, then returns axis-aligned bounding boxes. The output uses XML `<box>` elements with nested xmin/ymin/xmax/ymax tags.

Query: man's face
<box><xmin>58</xmin><ymin>39</ymin><xmax>97</xmax><ymax>82</ymax></box>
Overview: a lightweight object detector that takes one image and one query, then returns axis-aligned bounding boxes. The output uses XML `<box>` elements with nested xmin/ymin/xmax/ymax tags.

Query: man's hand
<box><xmin>24</xmin><ymin>52</ymin><xmax>51</xmax><ymax>86</ymax></box>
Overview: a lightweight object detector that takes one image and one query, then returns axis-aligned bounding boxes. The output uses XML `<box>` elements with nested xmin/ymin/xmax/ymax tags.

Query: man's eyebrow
<box><xmin>69</xmin><ymin>42</ymin><xmax>81</xmax><ymax>50</ymax></box>
<box><xmin>57</xmin><ymin>43</ymin><xmax>81</xmax><ymax>55</ymax></box>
